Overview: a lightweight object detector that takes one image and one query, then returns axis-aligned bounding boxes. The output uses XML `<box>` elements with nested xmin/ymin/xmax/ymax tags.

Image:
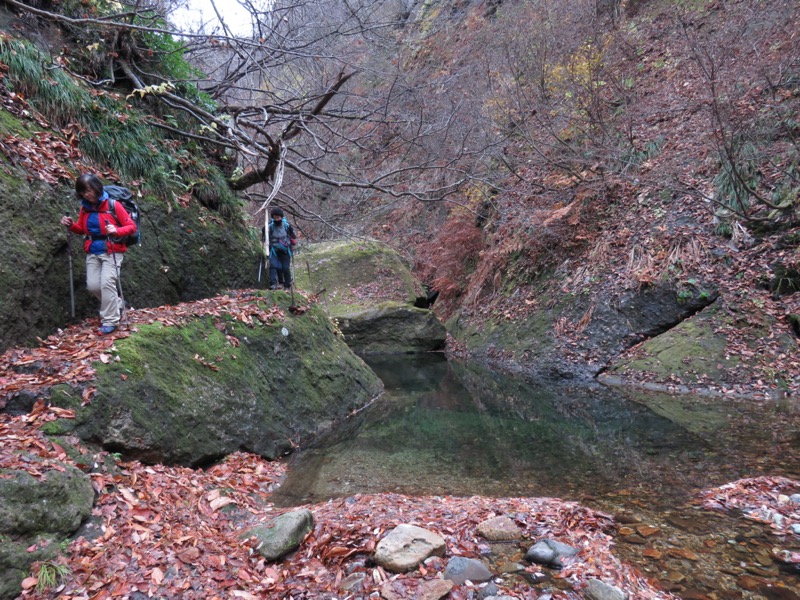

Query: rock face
<box><xmin>373</xmin><ymin>524</ymin><xmax>446</xmax><ymax>573</ymax></box>
<box><xmin>0</xmin><ymin>174</ymin><xmax>260</xmax><ymax>354</ymax></box>
<box><xmin>47</xmin><ymin>298</ymin><xmax>383</xmax><ymax>466</ymax></box>
<box><xmin>339</xmin><ymin>302</ymin><xmax>446</xmax><ymax>354</ymax></box>
<box><xmin>0</xmin><ymin>463</ymin><xmax>95</xmax><ymax>600</ymax></box>
<box><xmin>448</xmin><ymin>282</ymin><xmax>718</xmax><ymax>381</ymax></box>
<box><xmin>293</xmin><ymin>240</ymin><xmax>446</xmax><ymax>354</ymax></box>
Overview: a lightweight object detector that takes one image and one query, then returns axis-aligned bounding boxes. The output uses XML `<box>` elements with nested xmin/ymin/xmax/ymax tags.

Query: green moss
<box><xmin>53</xmin><ymin>299</ymin><xmax>382</xmax><ymax>465</ymax></box>
<box><xmin>293</xmin><ymin>240</ymin><xmax>422</xmax><ymax>308</ymax></box>
<box><xmin>611</xmin><ymin>304</ymin><xmax>737</xmax><ymax>382</ymax></box>
<box><xmin>618</xmin><ymin>389</ymin><xmax>731</xmax><ymax>435</ymax></box>
<box><xmin>0</xmin><ymin>108</ymin><xmax>30</xmax><ymax>137</ymax></box>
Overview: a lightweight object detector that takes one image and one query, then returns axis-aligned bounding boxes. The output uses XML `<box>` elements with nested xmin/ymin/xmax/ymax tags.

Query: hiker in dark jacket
<box><xmin>267</xmin><ymin>207</ymin><xmax>296</xmax><ymax>290</ymax></box>
<box><xmin>61</xmin><ymin>173</ymin><xmax>137</xmax><ymax>335</ymax></box>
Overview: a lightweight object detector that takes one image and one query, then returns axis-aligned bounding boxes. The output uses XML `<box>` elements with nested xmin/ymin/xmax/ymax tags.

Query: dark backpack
<box><xmin>104</xmin><ymin>185</ymin><xmax>141</xmax><ymax>246</ymax></box>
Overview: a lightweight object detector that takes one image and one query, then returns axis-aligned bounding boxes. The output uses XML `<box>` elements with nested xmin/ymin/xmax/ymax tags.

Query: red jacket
<box><xmin>68</xmin><ymin>197</ymin><xmax>137</xmax><ymax>254</ymax></box>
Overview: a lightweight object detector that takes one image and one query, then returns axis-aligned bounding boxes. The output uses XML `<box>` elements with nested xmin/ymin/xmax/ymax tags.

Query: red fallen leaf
<box><xmin>151</xmin><ymin>567</ymin><xmax>165</xmax><ymax>584</ymax></box>
<box><xmin>120</xmin><ymin>487</ymin><xmax>139</xmax><ymax>505</ymax></box>
<box><xmin>264</xmin><ymin>567</ymin><xmax>281</xmax><ymax>582</ymax></box>
<box><xmin>177</xmin><ymin>546</ymin><xmax>201</xmax><ymax>563</ymax></box>
<box><xmin>26</xmin><ymin>544</ymin><xmax>37</xmax><ymax>552</ymax></box>
<box><xmin>51</xmin><ymin>441</ymin><xmax>67</xmax><ymax>460</ymax></box>
<box><xmin>323</xmin><ymin>546</ymin><xmax>356</xmax><ymax>559</ymax></box>
<box><xmin>20</xmin><ymin>576</ymin><xmax>38</xmax><ymax>590</ymax></box>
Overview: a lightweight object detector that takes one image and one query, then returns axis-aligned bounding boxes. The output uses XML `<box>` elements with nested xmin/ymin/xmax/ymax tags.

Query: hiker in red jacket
<box><xmin>61</xmin><ymin>174</ymin><xmax>137</xmax><ymax>335</ymax></box>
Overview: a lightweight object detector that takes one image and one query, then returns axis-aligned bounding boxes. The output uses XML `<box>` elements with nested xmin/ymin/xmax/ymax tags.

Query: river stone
<box><xmin>478</xmin><ymin>582</ymin><xmax>501</xmax><ymax>599</ymax></box>
<box><xmin>374</xmin><ymin>524</ymin><xmax>446</xmax><ymax>573</ymax></box>
<box><xmin>476</xmin><ymin>515</ymin><xmax>522</xmax><ymax>541</ymax></box>
<box><xmin>525</xmin><ymin>539</ymin><xmax>580</xmax><ymax>569</ymax></box>
<box><xmin>583</xmin><ymin>578</ymin><xmax>628</xmax><ymax>600</ymax></box>
<box><xmin>381</xmin><ymin>578</ymin><xmax>453</xmax><ymax>600</ymax></box>
<box><xmin>243</xmin><ymin>508</ymin><xmax>313</xmax><ymax>561</ymax></box>
<box><xmin>443</xmin><ymin>556</ymin><xmax>493</xmax><ymax>584</ymax></box>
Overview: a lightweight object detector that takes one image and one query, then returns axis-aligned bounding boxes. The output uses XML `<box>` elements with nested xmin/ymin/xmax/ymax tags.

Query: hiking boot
<box><xmin>99</xmin><ymin>324</ymin><xmax>118</xmax><ymax>335</ymax></box>
<box><xmin>269</xmin><ymin>284</ymin><xmax>278</xmax><ymax>290</ymax></box>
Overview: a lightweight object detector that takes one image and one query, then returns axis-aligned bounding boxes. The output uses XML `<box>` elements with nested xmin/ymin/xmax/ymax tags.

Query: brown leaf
<box><xmin>177</xmin><ymin>546</ymin><xmax>201</xmax><ymax>563</ymax></box>
<box><xmin>151</xmin><ymin>567</ymin><xmax>165</xmax><ymax>584</ymax></box>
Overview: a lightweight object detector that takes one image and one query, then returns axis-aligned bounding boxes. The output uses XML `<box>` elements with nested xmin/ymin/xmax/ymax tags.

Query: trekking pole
<box><xmin>257</xmin><ymin>256</ymin><xmax>263</xmax><ymax>283</ymax></box>
<box><xmin>288</xmin><ymin>251</ymin><xmax>296</xmax><ymax>308</ymax></box>
<box><xmin>305</xmin><ymin>260</ymin><xmax>314</xmax><ymax>295</ymax></box>
<box><xmin>65</xmin><ymin>216</ymin><xmax>75</xmax><ymax>318</ymax></box>
<box><xmin>110</xmin><ymin>251</ymin><xmax>130</xmax><ymax>330</ymax></box>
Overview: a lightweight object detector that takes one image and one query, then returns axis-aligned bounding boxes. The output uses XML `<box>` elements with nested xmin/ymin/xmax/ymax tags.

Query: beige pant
<box><xmin>86</xmin><ymin>253</ymin><xmax>123</xmax><ymax>326</ymax></box>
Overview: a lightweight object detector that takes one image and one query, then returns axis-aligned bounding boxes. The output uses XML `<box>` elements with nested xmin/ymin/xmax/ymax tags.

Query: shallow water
<box><xmin>271</xmin><ymin>354</ymin><xmax>800</xmax><ymax>597</ymax></box>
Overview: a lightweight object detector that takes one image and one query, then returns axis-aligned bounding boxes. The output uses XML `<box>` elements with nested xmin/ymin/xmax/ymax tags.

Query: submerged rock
<box><xmin>443</xmin><ymin>556</ymin><xmax>493</xmax><ymax>584</ymax></box>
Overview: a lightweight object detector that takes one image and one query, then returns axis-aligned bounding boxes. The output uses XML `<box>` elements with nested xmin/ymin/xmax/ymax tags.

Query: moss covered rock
<box><xmin>50</xmin><ymin>296</ymin><xmax>383</xmax><ymax>465</ymax></box>
<box><xmin>0</xmin><ymin>462</ymin><xmax>94</xmax><ymax>600</ymax></box>
<box><xmin>293</xmin><ymin>240</ymin><xmax>445</xmax><ymax>354</ymax></box>
<box><xmin>294</xmin><ymin>240</ymin><xmax>423</xmax><ymax>311</ymax></box>
<box><xmin>608</xmin><ymin>303</ymin><xmax>738</xmax><ymax>383</ymax></box>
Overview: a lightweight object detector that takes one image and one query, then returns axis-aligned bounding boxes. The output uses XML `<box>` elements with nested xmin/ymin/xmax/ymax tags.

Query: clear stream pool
<box><xmin>271</xmin><ymin>354</ymin><xmax>800</xmax><ymax>598</ymax></box>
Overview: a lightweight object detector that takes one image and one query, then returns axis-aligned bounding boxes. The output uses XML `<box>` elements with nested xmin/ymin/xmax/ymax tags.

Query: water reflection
<box><xmin>270</xmin><ymin>356</ymin><xmax>800</xmax><ymax>597</ymax></box>
<box><xmin>271</xmin><ymin>355</ymin><xmax>800</xmax><ymax>510</ymax></box>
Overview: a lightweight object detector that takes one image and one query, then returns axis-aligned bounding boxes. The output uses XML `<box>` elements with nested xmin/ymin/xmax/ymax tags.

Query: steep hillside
<box><xmin>377</xmin><ymin>0</ymin><xmax>800</xmax><ymax>397</ymax></box>
<box><xmin>0</xmin><ymin>28</ymin><xmax>262</xmax><ymax>351</ymax></box>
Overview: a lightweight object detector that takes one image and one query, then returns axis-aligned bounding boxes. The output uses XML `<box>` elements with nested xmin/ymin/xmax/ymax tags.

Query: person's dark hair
<box><xmin>270</xmin><ymin>207</ymin><xmax>284</xmax><ymax>218</ymax></box>
<box><xmin>75</xmin><ymin>173</ymin><xmax>104</xmax><ymax>199</ymax></box>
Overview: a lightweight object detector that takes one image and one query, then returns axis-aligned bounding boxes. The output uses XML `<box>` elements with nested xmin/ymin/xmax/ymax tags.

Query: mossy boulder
<box><xmin>0</xmin><ymin>149</ymin><xmax>261</xmax><ymax>353</ymax></box>
<box><xmin>605</xmin><ymin>300</ymin><xmax>797</xmax><ymax>392</ymax></box>
<box><xmin>0</xmin><ymin>462</ymin><xmax>94</xmax><ymax>600</ymax></box>
<box><xmin>49</xmin><ymin>295</ymin><xmax>383</xmax><ymax>465</ymax></box>
<box><xmin>293</xmin><ymin>240</ymin><xmax>445</xmax><ymax>354</ymax></box>
<box><xmin>294</xmin><ymin>240</ymin><xmax>422</xmax><ymax>311</ymax></box>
